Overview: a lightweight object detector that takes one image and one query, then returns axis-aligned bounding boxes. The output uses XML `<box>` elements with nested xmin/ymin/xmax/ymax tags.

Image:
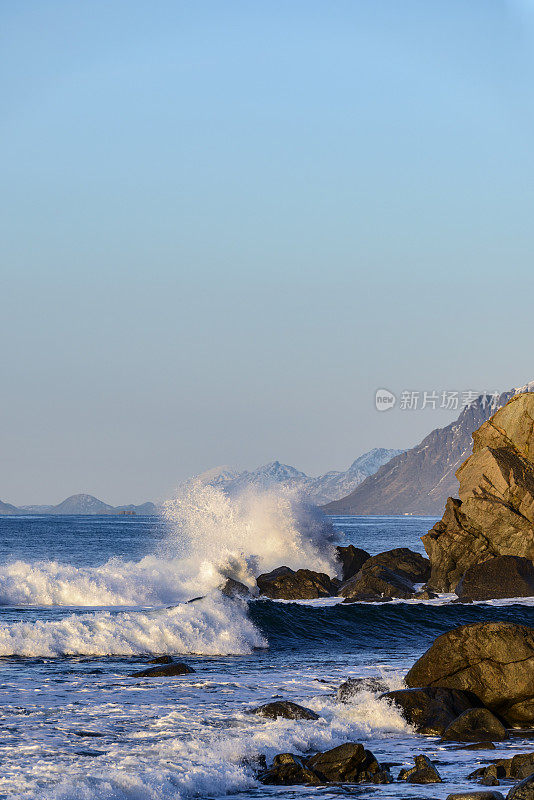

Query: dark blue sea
<box><xmin>0</xmin><ymin>500</ymin><xmax>532</xmax><ymax>799</ymax></box>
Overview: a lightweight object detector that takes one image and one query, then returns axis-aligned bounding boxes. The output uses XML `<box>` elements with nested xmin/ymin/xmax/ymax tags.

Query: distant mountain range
<box><xmin>0</xmin><ymin>494</ymin><xmax>157</xmax><ymax>516</ymax></box>
<box><xmin>193</xmin><ymin>448</ymin><xmax>404</xmax><ymax>504</ymax></box>
<box><xmin>323</xmin><ymin>382</ymin><xmax>534</xmax><ymax>516</ymax></box>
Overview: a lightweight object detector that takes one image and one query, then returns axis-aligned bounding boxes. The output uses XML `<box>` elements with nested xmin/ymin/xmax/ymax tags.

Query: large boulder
<box><xmin>382</xmin><ymin>687</ymin><xmax>480</xmax><ymax>735</ymax></box>
<box><xmin>508</xmin><ymin>775</ymin><xmax>534</xmax><ymax>800</ymax></box>
<box><xmin>336</xmin><ymin>545</ymin><xmax>370</xmax><ymax>581</ymax></box>
<box><xmin>441</xmin><ymin>708</ymin><xmax>508</xmax><ymax>742</ymax></box>
<box><xmin>340</xmin><ymin>564</ymin><xmax>415</xmax><ymax>601</ymax></box>
<box><xmin>251</xmin><ymin>701</ymin><xmax>318</xmax><ymax>720</ymax></box>
<box><xmin>360</xmin><ymin>548</ymin><xmax>430</xmax><ymax>583</ymax></box>
<box><xmin>260</xmin><ymin>753</ymin><xmax>321</xmax><ymax>785</ymax></box>
<box><xmin>455</xmin><ymin>556</ymin><xmax>534</xmax><ymax>601</ymax></box>
<box><xmin>406</xmin><ymin>622</ymin><xmax>534</xmax><ymax>726</ymax></box>
<box><xmin>423</xmin><ymin>394</ymin><xmax>534</xmax><ymax>592</ymax></box>
<box><xmin>256</xmin><ymin>566</ymin><xmax>335</xmax><ymax>600</ymax></box>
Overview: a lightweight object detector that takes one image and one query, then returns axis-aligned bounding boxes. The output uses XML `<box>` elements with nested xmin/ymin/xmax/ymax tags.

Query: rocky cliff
<box><xmin>423</xmin><ymin>392</ymin><xmax>534</xmax><ymax>591</ymax></box>
<box><xmin>323</xmin><ymin>388</ymin><xmax>524</xmax><ymax>516</ymax></box>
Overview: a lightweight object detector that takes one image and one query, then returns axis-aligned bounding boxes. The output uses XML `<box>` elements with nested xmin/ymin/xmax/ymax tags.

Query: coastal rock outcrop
<box><xmin>423</xmin><ymin>393</ymin><xmax>534</xmax><ymax>592</ymax></box>
<box><xmin>260</xmin><ymin>743</ymin><xmax>390</xmax><ymax>785</ymax></box>
<box><xmin>340</xmin><ymin>564</ymin><xmax>415</xmax><ymax>601</ymax></box>
<box><xmin>455</xmin><ymin>556</ymin><xmax>534</xmax><ymax>601</ymax></box>
<box><xmin>383</xmin><ymin>687</ymin><xmax>479</xmax><ymax>735</ymax></box>
<box><xmin>336</xmin><ymin>545</ymin><xmax>370</xmax><ymax>581</ymax></box>
<box><xmin>256</xmin><ymin>567</ymin><xmax>335</xmax><ymax>599</ymax></box>
<box><xmin>508</xmin><ymin>775</ymin><xmax>534</xmax><ymax>800</ymax></box>
<box><xmin>405</xmin><ymin>622</ymin><xmax>534</xmax><ymax>726</ymax></box>
<box><xmin>360</xmin><ymin>548</ymin><xmax>430</xmax><ymax>583</ymax></box>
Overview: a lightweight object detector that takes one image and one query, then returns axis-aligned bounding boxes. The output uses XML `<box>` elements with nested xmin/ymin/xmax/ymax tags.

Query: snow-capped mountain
<box><xmin>193</xmin><ymin>449</ymin><xmax>403</xmax><ymax>504</ymax></box>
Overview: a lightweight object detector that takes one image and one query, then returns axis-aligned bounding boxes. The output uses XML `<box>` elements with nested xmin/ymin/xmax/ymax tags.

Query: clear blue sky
<box><xmin>2</xmin><ymin>0</ymin><xmax>534</xmax><ymax>505</ymax></box>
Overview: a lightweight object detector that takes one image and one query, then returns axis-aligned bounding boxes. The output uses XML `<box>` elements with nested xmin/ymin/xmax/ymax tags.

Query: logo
<box><xmin>375</xmin><ymin>388</ymin><xmax>396</xmax><ymax>411</ymax></box>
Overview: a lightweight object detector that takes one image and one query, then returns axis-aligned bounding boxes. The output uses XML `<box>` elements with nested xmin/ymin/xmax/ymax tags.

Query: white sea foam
<box><xmin>0</xmin><ymin>484</ymin><xmax>338</xmax><ymax>608</ymax></box>
<box><xmin>0</xmin><ymin>596</ymin><xmax>265</xmax><ymax>656</ymax></box>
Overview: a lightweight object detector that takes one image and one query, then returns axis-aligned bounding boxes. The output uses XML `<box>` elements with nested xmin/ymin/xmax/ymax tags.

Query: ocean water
<box><xmin>0</xmin><ymin>487</ymin><xmax>532</xmax><ymax>800</ymax></box>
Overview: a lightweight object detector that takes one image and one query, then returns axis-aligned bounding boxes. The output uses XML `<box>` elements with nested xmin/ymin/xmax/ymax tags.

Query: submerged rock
<box><xmin>469</xmin><ymin>752</ymin><xmax>534</xmax><ymax>781</ymax></box>
<box><xmin>132</xmin><ymin>662</ymin><xmax>194</xmax><ymax>677</ymax></box>
<box><xmin>383</xmin><ymin>687</ymin><xmax>479</xmax><ymax>735</ymax></box>
<box><xmin>446</xmin><ymin>793</ymin><xmax>505</xmax><ymax>800</ymax></box>
<box><xmin>405</xmin><ymin>622</ymin><xmax>534</xmax><ymax>726</ymax></box>
<box><xmin>398</xmin><ymin>754</ymin><xmax>442</xmax><ymax>783</ymax></box>
<box><xmin>441</xmin><ymin>708</ymin><xmax>508</xmax><ymax>742</ymax></box>
<box><xmin>251</xmin><ymin>701</ymin><xmax>319</xmax><ymax>721</ymax></box>
<box><xmin>146</xmin><ymin>655</ymin><xmax>173</xmax><ymax>665</ymax></box>
<box><xmin>455</xmin><ymin>556</ymin><xmax>534</xmax><ymax>601</ymax></box>
<box><xmin>423</xmin><ymin>393</ymin><xmax>534</xmax><ymax>592</ymax></box>
<box><xmin>339</xmin><ymin>564</ymin><xmax>415</xmax><ymax>601</ymax></box>
<box><xmin>336</xmin><ymin>545</ymin><xmax>370</xmax><ymax>581</ymax></box>
<box><xmin>256</xmin><ymin>566</ymin><xmax>335</xmax><ymax>600</ymax></box>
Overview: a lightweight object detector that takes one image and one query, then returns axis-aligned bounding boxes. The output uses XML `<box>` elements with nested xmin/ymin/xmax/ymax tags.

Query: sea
<box><xmin>0</xmin><ymin>484</ymin><xmax>532</xmax><ymax>800</ymax></box>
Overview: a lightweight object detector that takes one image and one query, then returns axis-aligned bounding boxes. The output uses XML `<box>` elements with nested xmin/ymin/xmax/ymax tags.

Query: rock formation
<box><xmin>423</xmin><ymin>393</ymin><xmax>534</xmax><ymax>591</ymax></box>
<box><xmin>455</xmin><ymin>556</ymin><xmax>534</xmax><ymax>601</ymax></box>
<box><xmin>405</xmin><ymin>622</ymin><xmax>534</xmax><ymax>726</ymax></box>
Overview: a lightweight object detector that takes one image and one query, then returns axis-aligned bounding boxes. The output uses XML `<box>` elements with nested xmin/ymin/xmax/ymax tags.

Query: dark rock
<box><xmin>251</xmin><ymin>701</ymin><xmax>319</xmax><ymax>721</ymax></box>
<box><xmin>337</xmin><ymin>677</ymin><xmax>389</xmax><ymax>702</ymax></box>
<box><xmin>507</xmin><ymin>775</ymin><xmax>534</xmax><ymax>800</ymax></box>
<box><xmin>336</xmin><ymin>545</ymin><xmax>371</xmax><ymax>581</ymax></box>
<box><xmin>221</xmin><ymin>578</ymin><xmax>251</xmax><ymax>598</ymax></box>
<box><xmin>307</xmin><ymin>742</ymin><xmax>390</xmax><ymax>784</ymax></box>
<box><xmin>260</xmin><ymin>753</ymin><xmax>321</xmax><ymax>785</ymax></box>
<box><xmin>405</xmin><ymin>621</ymin><xmax>534</xmax><ymax>726</ymax></box>
<box><xmin>384</xmin><ymin>687</ymin><xmax>479</xmax><ymax>735</ymax></box>
<box><xmin>423</xmin><ymin>394</ymin><xmax>534</xmax><ymax>592</ymax></box>
<box><xmin>415</xmin><ymin>589</ymin><xmax>438</xmax><ymax>599</ymax></box>
<box><xmin>132</xmin><ymin>662</ymin><xmax>194</xmax><ymax>677</ymax></box>
<box><xmin>446</xmin><ymin>794</ymin><xmax>505</xmax><ymax>800</ymax></box>
<box><xmin>146</xmin><ymin>655</ymin><xmax>173</xmax><ymax>665</ymax></box>
<box><xmin>339</xmin><ymin>564</ymin><xmax>415</xmax><ymax>601</ymax></box>
<box><xmin>481</xmin><ymin>777</ymin><xmax>501</xmax><ymax>787</ymax></box>
<box><xmin>469</xmin><ymin>752</ymin><xmax>534</xmax><ymax>781</ymax></box>
<box><xmin>465</xmin><ymin>742</ymin><xmax>497</xmax><ymax>750</ymax></box>
<box><xmin>256</xmin><ymin>567</ymin><xmax>335</xmax><ymax>600</ymax></box>
<box><xmin>441</xmin><ymin>708</ymin><xmax>508</xmax><ymax>742</ymax></box>
<box><xmin>455</xmin><ymin>556</ymin><xmax>534</xmax><ymax>601</ymax></box>
<box><xmin>360</xmin><ymin>548</ymin><xmax>431</xmax><ymax>583</ymax></box>
<box><xmin>398</xmin><ymin>754</ymin><xmax>442</xmax><ymax>783</ymax></box>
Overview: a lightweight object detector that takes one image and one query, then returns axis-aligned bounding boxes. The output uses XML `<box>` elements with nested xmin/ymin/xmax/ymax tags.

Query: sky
<box><xmin>2</xmin><ymin>0</ymin><xmax>534</xmax><ymax>505</ymax></box>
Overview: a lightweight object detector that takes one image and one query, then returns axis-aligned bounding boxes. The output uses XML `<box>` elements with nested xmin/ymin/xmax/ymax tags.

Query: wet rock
<box><xmin>455</xmin><ymin>556</ymin><xmax>534</xmax><ymax>601</ymax></box>
<box><xmin>251</xmin><ymin>701</ymin><xmax>319</xmax><ymax>720</ymax></box>
<box><xmin>405</xmin><ymin>621</ymin><xmax>534</xmax><ymax>726</ymax></box>
<box><xmin>398</xmin><ymin>754</ymin><xmax>442</xmax><ymax>783</ymax></box>
<box><xmin>423</xmin><ymin>393</ymin><xmax>534</xmax><ymax>592</ymax></box>
<box><xmin>337</xmin><ymin>677</ymin><xmax>389</xmax><ymax>702</ymax></box>
<box><xmin>72</xmin><ymin>730</ymin><xmax>105</xmax><ymax>738</ymax></box>
<box><xmin>339</xmin><ymin>564</ymin><xmax>416</xmax><ymax>601</ymax></box>
<box><xmin>481</xmin><ymin>776</ymin><xmax>501</xmax><ymax>787</ymax></box>
<box><xmin>507</xmin><ymin>775</ymin><xmax>534</xmax><ymax>800</ymax></box>
<box><xmin>146</xmin><ymin>655</ymin><xmax>173</xmax><ymax>665</ymax></box>
<box><xmin>469</xmin><ymin>752</ymin><xmax>534</xmax><ymax>781</ymax></box>
<box><xmin>260</xmin><ymin>753</ymin><xmax>321</xmax><ymax>785</ymax></box>
<box><xmin>221</xmin><ymin>578</ymin><xmax>251</xmax><ymax>598</ymax></box>
<box><xmin>359</xmin><ymin>548</ymin><xmax>431</xmax><ymax>583</ymax></box>
<box><xmin>131</xmin><ymin>662</ymin><xmax>194</xmax><ymax>677</ymax></box>
<box><xmin>382</xmin><ymin>687</ymin><xmax>479</xmax><ymax>735</ymax></box>
<box><xmin>307</xmin><ymin>742</ymin><xmax>390</xmax><ymax>784</ymax></box>
<box><xmin>256</xmin><ymin>566</ymin><xmax>335</xmax><ymax>600</ymax></box>
<box><xmin>415</xmin><ymin>589</ymin><xmax>438</xmax><ymax>599</ymax></box>
<box><xmin>336</xmin><ymin>545</ymin><xmax>371</xmax><ymax>581</ymax></box>
<box><xmin>441</xmin><ymin>708</ymin><xmax>508</xmax><ymax>742</ymax></box>
<box><xmin>446</xmin><ymin>793</ymin><xmax>505</xmax><ymax>800</ymax></box>
<box><xmin>464</xmin><ymin>742</ymin><xmax>497</xmax><ymax>750</ymax></box>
